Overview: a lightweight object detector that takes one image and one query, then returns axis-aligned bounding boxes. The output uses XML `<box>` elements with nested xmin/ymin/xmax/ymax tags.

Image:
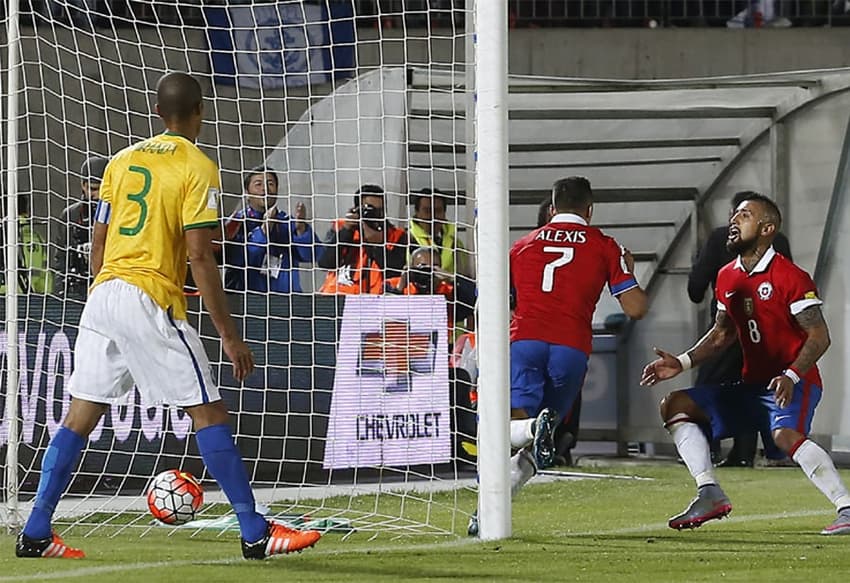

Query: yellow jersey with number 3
<box><xmin>93</xmin><ymin>131</ymin><xmax>220</xmax><ymax>320</ymax></box>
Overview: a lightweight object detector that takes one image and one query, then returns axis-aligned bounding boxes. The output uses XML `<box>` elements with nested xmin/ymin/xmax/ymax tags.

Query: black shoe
<box><xmin>552</xmin><ymin>450</ymin><xmax>574</xmax><ymax>467</ymax></box>
<box><xmin>467</xmin><ymin>511</ymin><xmax>479</xmax><ymax>537</ymax></box>
<box><xmin>531</xmin><ymin>408</ymin><xmax>557</xmax><ymax>469</ymax></box>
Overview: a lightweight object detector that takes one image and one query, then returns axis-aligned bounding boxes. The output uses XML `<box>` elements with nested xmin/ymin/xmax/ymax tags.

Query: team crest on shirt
<box><xmin>744</xmin><ymin>298</ymin><xmax>754</xmax><ymax>316</ymax></box>
<box><xmin>757</xmin><ymin>281</ymin><xmax>773</xmax><ymax>300</ymax></box>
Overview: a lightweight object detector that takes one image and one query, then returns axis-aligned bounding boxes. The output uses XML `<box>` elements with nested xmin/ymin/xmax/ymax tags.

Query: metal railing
<box><xmin>353</xmin><ymin>0</ymin><xmax>849</xmax><ymax>27</ymax></box>
<box><xmin>506</xmin><ymin>0</ymin><xmax>850</xmax><ymax>27</ymax></box>
<box><xmin>24</xmin><ymin>1</ymin><xmax>850</xmax><ymax>28</ymax></box>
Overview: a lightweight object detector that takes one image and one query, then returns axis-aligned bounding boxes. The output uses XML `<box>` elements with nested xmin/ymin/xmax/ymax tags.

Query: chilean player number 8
<box><xmin>747</xmin><ymin>319</ymin><xmax>761</xmax><ymax>343</ymax></box>
<box><xmin>541</xmin><ymin>246</ymin><xmax>575</xmax><ymax>292</ymax></box>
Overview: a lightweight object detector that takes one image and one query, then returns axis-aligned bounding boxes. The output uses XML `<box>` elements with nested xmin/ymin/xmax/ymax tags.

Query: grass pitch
<box><xmin>1</xmin><ymin>462</ymin><xmax>849</xmax><ymax>582</ymax></box>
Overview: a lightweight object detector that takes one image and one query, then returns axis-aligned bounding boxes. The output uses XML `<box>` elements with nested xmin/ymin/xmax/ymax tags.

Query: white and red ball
<box><xmin>146</xmin><ymin>469</ymin><xmax>204</xmax><ymax>525</ymax></box>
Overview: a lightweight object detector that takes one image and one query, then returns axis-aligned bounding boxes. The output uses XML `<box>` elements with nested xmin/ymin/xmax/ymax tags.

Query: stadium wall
<box><xmin>628</xmin><ymin>91</ymin><xmax>850</xmax><ymax>444</ymax></box>
<box><xmin>10</xmin><ymin>24</ymin><xmax>850</xmax><ymax>443</ymax></box>
<box><xmin>14</xmin><ymin>26</ymin><xmax>850</xmax><ymax>217</ymax></box>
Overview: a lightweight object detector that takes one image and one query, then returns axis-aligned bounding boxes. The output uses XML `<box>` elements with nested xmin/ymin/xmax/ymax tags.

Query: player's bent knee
<box><xmin>659</xmin><ymin>391</ymin><xmax>698</xmax><ymax>423</ymax></box>
<box><xmin>185</xmin><ymin>400</ymin><xmax>231</xmax><ymax>430</ymax></box>
<box><xmin>659</xmin><ymin>391</ymin><xmax>681</xmax><ymax>421</ymax></box>
<box><xmin>772</xmin><ymin>428</ymin><xmax>805</xmax><ymax>454</ymax></box>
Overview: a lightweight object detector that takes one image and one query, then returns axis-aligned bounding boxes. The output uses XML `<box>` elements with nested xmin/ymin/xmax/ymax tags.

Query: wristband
<box><xmin>676</xmin><ymin>352</ymin><xmax>692</xmax><ymax>371</ymax></box>
<box><xmin>783</xmin><ymin>367</ymin><xmax>801</xmax><ymax>385</ymax></box>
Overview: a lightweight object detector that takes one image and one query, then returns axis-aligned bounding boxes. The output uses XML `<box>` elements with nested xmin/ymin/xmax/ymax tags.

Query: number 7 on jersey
<box><xmin>541</xmin><ymin>246</ymin><xmax>575</xmax><ymax>292</ymax></box>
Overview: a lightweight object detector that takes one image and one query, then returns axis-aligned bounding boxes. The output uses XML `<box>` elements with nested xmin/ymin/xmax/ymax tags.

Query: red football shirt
<box><xmin>715</xmin><ymin>246</ymin><xmax>823</xmax><ymax>385</ymax></box>
<box><xmin>509</xmin><ymin>213</ymin><xmax>638</xmax><ymax>354</ymax></box>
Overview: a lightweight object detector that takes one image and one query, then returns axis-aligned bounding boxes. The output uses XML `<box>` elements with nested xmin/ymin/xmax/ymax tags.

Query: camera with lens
<box><xmin>409</xmin><ymin>264</ymin><xmax>434</xmax><ymax>292</ymax></box>
<box><xmin>357</xmin><ymin>203</ymin><xmax>385</xmax><ymax>232</ymax></box>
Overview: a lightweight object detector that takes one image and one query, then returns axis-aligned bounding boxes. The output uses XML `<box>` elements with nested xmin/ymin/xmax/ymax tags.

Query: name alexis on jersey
<box><xmin>535</xmin><ymin>229</ymin><xmax>587</xmax><ymax>243</ymax></box>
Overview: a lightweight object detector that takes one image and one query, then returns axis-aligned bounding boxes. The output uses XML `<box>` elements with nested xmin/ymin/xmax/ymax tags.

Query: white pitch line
<box><xmin>3</xmin><ymin>508</ymin><xmax>838</xmax><ymax>582</ymax></box>
<box><xmin>559</xmin><ymin>507</ymin><xmax>835</xmax><ymax>537</ymax></box>
<box><xmin>537</xmin><ymin>469</ymin><xmax>654</xmax><ymax>481</ymax></box>
<box><xmin>0</xmin><ymin>538</ymin><xmax>482</xmax><ymax>582</ymax></box>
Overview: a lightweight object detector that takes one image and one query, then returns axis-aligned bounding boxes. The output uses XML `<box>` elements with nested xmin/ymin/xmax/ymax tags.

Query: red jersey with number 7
<box><xmin>715</xmin><ymin>246</ymin><xmax>822</xmax><ymax>385</ymax></box>
<box><xmin>509</xmin><ymin>213</ymin><xmax>638</xmax><ymax>354</ymax></box>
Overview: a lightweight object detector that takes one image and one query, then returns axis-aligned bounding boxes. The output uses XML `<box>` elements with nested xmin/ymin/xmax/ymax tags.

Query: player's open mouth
<box><xmin>728</xmin><ymin>226</ymin><xmax>740</xmax><ymax>242</ymax></box>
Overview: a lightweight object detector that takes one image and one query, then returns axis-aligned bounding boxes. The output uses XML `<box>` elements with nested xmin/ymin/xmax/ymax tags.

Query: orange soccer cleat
<box><xmin>241</xmin><ymin>521</ymin><xmax>321</xmax><ymax>559</ymax></box>
<box><xmin>15</xmin><ymin>531</ymin><xmax>85</xmax><ymax>559</ymax></box>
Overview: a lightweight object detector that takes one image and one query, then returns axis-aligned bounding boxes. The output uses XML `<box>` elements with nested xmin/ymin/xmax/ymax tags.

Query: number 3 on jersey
<box><xmin>119</xmin><ymin>165</ymin><xmax>152</xmax><ymax>236</ymax></box>
<box><xmin>541</xmin><ymin>246</ymin><xmax>575</xmax><ymax>292</ymax></box>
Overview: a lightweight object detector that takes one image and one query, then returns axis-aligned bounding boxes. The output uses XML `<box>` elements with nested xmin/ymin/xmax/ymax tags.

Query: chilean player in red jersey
<box><xmin>641</xmin><ymin>193</ymin><xmax>850</xmax><ymax>535</ymax></box>
<box><xmin>508</xmin><ymin>176</ymin><xmax>648</xmax><ymax>492</ymax></box>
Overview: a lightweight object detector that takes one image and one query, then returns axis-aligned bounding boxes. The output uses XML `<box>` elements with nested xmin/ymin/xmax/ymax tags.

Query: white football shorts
<box><xmin>67</xmin><ymin>278</ymin><xmax>220</xmax><ymax>407</ymax></box>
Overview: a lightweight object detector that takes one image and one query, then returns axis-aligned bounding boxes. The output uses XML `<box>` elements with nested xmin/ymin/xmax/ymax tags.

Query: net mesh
<box><xmin>1</xmin><ymin>0</ymin><xmax>477</xmax><ymax>538</ymax></box>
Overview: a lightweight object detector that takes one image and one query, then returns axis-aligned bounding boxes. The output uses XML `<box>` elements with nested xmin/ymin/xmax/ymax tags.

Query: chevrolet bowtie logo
<box><xmin>358</xmin><ymin>320</ymin><xmax>437</xmax><ymax>392</ymax></box>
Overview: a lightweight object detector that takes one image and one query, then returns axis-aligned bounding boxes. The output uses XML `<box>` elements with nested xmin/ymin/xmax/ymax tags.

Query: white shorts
<box><xmin>68</xmin><ymin>278</ymin><xmax>220</xmax><ymax>407</ymax></box>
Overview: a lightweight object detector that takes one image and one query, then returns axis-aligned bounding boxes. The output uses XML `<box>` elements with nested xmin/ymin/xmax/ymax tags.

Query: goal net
<box><xmin>1</xmin><ymin>0</ymin><xmax>483</xmax><ymax>539</ymax></box>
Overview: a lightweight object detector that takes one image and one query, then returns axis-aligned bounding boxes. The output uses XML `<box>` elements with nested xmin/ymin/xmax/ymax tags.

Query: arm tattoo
<box><xmin>791</xmin><ymin>305</ymin><xmax>830</xmax><ymax>375</ymax></box>
<box><xmin>688</xmin><ymin>309</ymin><xmax>738</xmax><ymax>367</ymax></box>
<box><xmin>795</xmin><ymin>305</ymin><xmax>826</xmax><ymax>330</ymax></box>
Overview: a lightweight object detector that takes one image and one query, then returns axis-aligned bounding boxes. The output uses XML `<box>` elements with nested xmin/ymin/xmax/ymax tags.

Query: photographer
<box><xmin>318</xmin><ymin>184</ymin><xmax>408</xmax><ymax>294</ymax></box>
<box><xmin>52</xmin><ymin>155</ymin><xmax>108</xmax><ymax>299</ymax></box>
<box><xmin>408</xmin><ymin>188</ymin><xmax>472</xmax><ymax>277</ymax></box>
<box><xmin>385</xmin><ymin>247</ymin><xmax>475</xmax><ymax>336</ymax></box>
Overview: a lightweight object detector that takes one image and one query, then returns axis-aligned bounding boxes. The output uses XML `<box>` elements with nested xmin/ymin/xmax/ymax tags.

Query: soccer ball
<box><xmin>146</xmin><ymin>469</ymin><xmax>204</xmax><ymax>525</ymax></box>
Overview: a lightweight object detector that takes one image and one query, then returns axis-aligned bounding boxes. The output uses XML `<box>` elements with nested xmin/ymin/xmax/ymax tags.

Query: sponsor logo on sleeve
<box><xmin>207</xmin><ymin>187</ymin><xmax>219</xmax><ymax>210</ymax></box>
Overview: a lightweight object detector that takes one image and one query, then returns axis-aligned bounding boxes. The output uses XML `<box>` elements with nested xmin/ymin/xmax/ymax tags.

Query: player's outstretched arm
<box><xmin>640</xmin><ymin>347</ymin><xmax>683</xmax><ymax>386</ymax></box>
<box><xmin>640</xmin><ymin>309</ymin><xmax>737</xmax><ymax>386</ymax></box>
<box><xmin>186</xmin><ymin>226</ymin><xmax>254</xmax><ymax>382</ymax></box>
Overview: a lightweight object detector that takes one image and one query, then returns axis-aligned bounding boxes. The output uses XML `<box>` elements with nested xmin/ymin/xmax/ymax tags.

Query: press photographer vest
<box><xmin>320</xmin><ymin>220</ymin><xmax>406</xmax><ymax>294</ymax></box>
<box><xmin>408</xmin><ymin>221</ymin><xmax>457</xmax><ymax>273</ymax></box>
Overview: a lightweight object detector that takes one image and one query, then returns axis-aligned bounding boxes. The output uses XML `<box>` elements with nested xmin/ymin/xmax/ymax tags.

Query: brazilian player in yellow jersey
<box><xmin>16</xmin><ymin>72</ymin><xmax>321</xmax><ymax>561</ymax></box>
<box><xmin>94</xmin><ymin>127</ymin><xmax>221</xmax><ymax>319</ymax></box>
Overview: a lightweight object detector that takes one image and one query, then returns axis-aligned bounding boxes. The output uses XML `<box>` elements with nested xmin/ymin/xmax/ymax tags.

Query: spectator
<box><xmin>726</xmin><ymin>0</ymin><xmax>791</xmax><ymax>27</ymax></box>
<box><xmin>385</xmin><ymin>246</ymin><xmax>475</xmax><ymax>338</ymax></box>
<box><xmin>52</xmin><ymin>155</ymin><xmax>108</xmax><ymax>299</ymax></box>
<box><xmin>0</xmin><ymin>194</ymin><xmax>52</xmax><ymax>294</ymax></box>
<box><xmin>688</xmin><ymin>190</ymin><xmax>792</xmax><ymax>467</ymax></box>
<box><xmin>408</xmin><ymin>188</ymin><xmax>472</xmax><ymax>277</ymax></box>
<box><xmin>223</xmin><ymin>167</ymin><xmax>322</xmax><ymax>293</ymax></box>
<box><xmin>318</xmin><ymin>184</ymin><xmax>408</xmax><ymax>294</ymax></box>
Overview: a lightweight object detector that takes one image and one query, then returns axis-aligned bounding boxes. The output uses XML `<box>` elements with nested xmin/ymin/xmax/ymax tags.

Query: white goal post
<box><xmin>0</xmin><ymin>0</ymin><xmax>512</xmax><ymax>541</ymax></box>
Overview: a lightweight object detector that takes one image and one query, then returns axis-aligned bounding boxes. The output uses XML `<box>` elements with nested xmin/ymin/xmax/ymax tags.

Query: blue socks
<box><xmin>24</xmin><ymin>424</ymin><xmax>267</xmax><ymax>544</ymax></box>
<box><xmin>23</xmin><ymin>427</ymin><xmax>86</xmax><ymax>540</ymax></box>
<box><xmin>196</xmin><ymin>424</ymin><xmax>267</xmax><ymax>543</ymax></box>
